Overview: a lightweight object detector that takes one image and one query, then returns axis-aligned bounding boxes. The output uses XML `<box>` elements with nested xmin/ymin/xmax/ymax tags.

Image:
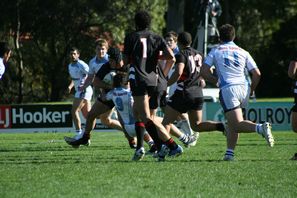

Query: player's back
<box><xmin>124</xmin><ymin>30</ymin><xmax>167</xmax><ymax>86</ymax></box>
<box><xmin>175</xmin><ymin>47</ymin><xmax>203</xmax><ymax>96</ymax></box>
<box><xmin>108</xmin><ymin>87</ymin><xmax>135</xmax><ymax>125</ymax></box>
<box><xmin>205</xmin><ymin>42</ymin><xmax>257</xmax><ymax>88</ymax></box>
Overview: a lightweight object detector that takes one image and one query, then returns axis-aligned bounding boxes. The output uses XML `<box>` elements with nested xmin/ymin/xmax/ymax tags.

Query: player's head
<box><xmin>219</xmin><ymin>24</ymin><xmax>235</xmax><ymax>42</ymax></box>
<box><xmin>112</xmin><ymin>73</ymin><xmax>128</xmax><ymax>88</ymax></box>
<box><xmin>134</xmin><ymin>10</ymin><xmax>151</xmax><ymax>30</ymax></box>
<box><xmin>108</xmin><ymin>47</ymin><xmax>123</xmax><ymax>68</ymax></box>
<box><xmin>95</xmin><ymin>39</ymin><xmax>109</xmax><ymax>59</ymax></box>
<box><xmin>177</xmin><ymin>32</ymin><xmax>192</xmax><ymax>47</ymax></box>
<box><xmin>69</xmin><ymin>47</ymin><xmax>80</xmax><ymax>62</ymax></box>
<box><xmin>165</xmin><ymin>31</ymin><xmax>178</xmax><ymax>50</ymax></box>
<box><xmin>0</xmin><ymin>42</ymin><xmax>11</xmax><ymax>62</ymax></box>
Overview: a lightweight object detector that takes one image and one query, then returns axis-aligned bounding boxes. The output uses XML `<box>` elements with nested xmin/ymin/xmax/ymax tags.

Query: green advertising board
<box><xmin>204</xmin><ymin>102</ymin><xmax>294</xmax><ymax>131</ymax></box>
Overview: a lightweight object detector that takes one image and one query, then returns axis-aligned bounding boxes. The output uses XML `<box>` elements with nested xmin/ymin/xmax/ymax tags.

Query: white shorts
<box><xmin>74</xmin><ymin>86</ymin><xmax>93</xmax><ymax>101</ymax></box>
<box><xmin>124</xmin><ymin>124</ymin><xmax>136</xmax><ymax>137</ymax></box>
<box><xmin>219</xmin><ymin>84</ymin><xmax>250</xmax><ymax>112</ymax></box>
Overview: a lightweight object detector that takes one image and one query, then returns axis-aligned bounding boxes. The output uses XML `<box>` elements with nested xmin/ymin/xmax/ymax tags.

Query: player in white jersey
<box><xmin>0</xmin><ymin>42</ymin><xmax>12</xmax><ymax>80</ymax></box>
<box><xmin>201</xmin><ymin>24</ymin><xmax>274</xmax><ymax>161</ymax></box>
<box><xmin>84</xmin><ymin>39</ymin><xmax>109</xmax><ymax>98</ymax></box>
<box><xmin>106</xmin><ymin>74</ymin><xmax>155</xmax><ymax>149</ymax></box>
<box><xmin>67</xmin><ymin>47</ymin><xmax>93</xmax><ymax>139</ymax></box>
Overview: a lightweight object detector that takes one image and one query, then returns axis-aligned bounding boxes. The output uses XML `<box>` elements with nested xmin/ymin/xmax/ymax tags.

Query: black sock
<box><xmin>165</xmin><ymin>138</ymin><xmax>178</xmax><ymax>150</ymax></box>
<box><xmin>145</xmin><ymin>120</ymin><xmax>162</xmax><ymax>151</ymax></box>
<box><xmin>135</xmin><ymin>122</ymin><xmax>145</xmax><ymax>149</ymax></box>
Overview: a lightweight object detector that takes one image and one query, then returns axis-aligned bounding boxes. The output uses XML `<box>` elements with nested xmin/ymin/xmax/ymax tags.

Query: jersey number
<box><xmin>223</xmin><ymin>51</ymin><xmax>240</xmax><ymax>67</ymax></box>
<box><xmin>140</xmin><ymin>38</ymin><xmax>147</xmax><ymax>58</ymax></box>
<box><xmin>115</xmin><ymin>97</ymin><xmax>124</xmax><ymax>111</ymax></box>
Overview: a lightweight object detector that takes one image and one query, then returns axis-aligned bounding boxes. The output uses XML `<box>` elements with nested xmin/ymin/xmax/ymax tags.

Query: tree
<box><xmin>0</xmin><ymin>0</ymin><xmax>167</xmax><ymax>103</ymax></box>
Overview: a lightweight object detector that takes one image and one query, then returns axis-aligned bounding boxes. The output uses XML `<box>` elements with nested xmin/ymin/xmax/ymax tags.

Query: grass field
<box><xmin>0</xmin><ymin>131</ymin><xmax>297</xmax><ymax>198</ymax></box>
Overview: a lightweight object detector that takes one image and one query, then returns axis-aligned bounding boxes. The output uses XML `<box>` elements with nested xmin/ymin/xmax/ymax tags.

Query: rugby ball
<box><xmin>103</xmin><ymin>71</ymin><xmax>116</xmax><ymax>85</ymax></box>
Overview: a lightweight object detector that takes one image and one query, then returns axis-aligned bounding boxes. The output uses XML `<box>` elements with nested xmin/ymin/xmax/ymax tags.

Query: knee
<box><xmin>100</xmin><ymin>116</ymin><xmax>112</xmax><ymax>126</ymax></box>
<box><xmin>87</xmin><ymin>110</ymin><xmax>97</xmax><ymax>120</ymax></box>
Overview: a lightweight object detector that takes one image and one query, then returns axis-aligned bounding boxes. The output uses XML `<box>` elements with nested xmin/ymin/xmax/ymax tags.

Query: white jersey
<box><xmin>0</xmin><ymin>58</ymin><xmax>5</xmax><ymax>80</ymax></box>
<box><xmin>204</xmin><ymin>41</ymin><xmax>258</xmax><ymax>89</ymax></box>
<box><xmin>106</xmin><ymin>87</ymin><xmax>135</xmax><ymax>125</ymax></box>
<box><xmin>68</xmin><ymin>59</ymin><xmax>93</xmax><ymax>100</ymax></box>
<box><xmin>106</xmin><ymin>87</ymin><xmax>136</xmax><ymax>137</ymax></box>
<box><xmin>88</xmin><ymin>54</ymin><xmax>109</xmax><ymax>75</ymax></box>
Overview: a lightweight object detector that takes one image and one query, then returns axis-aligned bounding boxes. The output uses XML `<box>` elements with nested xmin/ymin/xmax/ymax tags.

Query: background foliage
<box><xmin>0</xmin><ymin>0</ymin><xmax>296</xmax><ymax>103</ymax></box>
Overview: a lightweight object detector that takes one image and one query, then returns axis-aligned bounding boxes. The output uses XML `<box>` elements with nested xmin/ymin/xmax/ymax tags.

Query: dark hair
<box><xmin>113</xmin><ymin>73</ymin><xmax>127</xmax><ymax>88</ymax></box>
<box><xmin>70</xmin><ymin>47</ymin><xmax>80</xmax><ymax>54</ymax></box>
<box><xmin>108</xmin><ymin>47</ymin><xmax>122</xmax><ymax>63</ymax></box>
<box><xmin>165</xmin><ymin>31</ymin><xmax>178</xmax><ymax>42</ymax></box>
<box><xmin>178</xmin><ymin>32</ymin><xmax>192</xmax><ymax>46</ymax></box>
<box><xmin>134</xmin><ymin>10</ymin><xmax>151</xmax><ymax>30</ymax></box>
<box><xmin>0</xmin><ymin>42</ymin><xmax>11</xmax><ymax>57</ymax></box>
<box><xmin>219</xmin><ymin>24</ymin><xmax>235</xmax><ymax>42</ymax></box>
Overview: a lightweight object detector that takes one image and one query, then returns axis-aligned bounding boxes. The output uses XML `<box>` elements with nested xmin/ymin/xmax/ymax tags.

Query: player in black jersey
<box><xmin>288</xmin><ymin>54</ymin><xmax>297</xmax><ymax>160</ymax></box>
<box><xmin>162</xmin><ymin>32</ymin><xmax>227</xmax><ymax>144</ymax></box>
<box><xmin>123</xmin><ymin>10</ymin><xmax>183</xmax><ymax>161</ymax></box>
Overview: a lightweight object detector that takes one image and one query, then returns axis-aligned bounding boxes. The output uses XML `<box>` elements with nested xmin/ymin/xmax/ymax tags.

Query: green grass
<box><xmin>0</xmin><ymin>131</ymin><xmax>297</xmax><ymax>198</ymax></box>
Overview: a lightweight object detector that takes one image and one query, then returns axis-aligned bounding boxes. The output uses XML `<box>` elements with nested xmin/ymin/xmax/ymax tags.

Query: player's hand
<box><xmin>199</xmin><ymin>79</ymin><xmax>206</xmax><ymax>88</ymax></box>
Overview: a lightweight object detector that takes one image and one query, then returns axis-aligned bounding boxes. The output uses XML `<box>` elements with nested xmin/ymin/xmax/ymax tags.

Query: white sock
<box><xmin>255</xmin><ymin>124</ymin><xmax>263</xmax><ymax>135</ymax></box>
<box><xmin>180</xmin><ymin>120</ymin><xmax>193</xmax><ymax>135</ymax></box>
<box><xmin>225</xmin><ymin>149</ymin><xmax>234</xmax><ymax>157</ymax></box>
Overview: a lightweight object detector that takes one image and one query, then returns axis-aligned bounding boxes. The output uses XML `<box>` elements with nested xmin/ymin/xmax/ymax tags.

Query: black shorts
<box><xmin>159</xmin><ymin>91</ymin><xmax>167</xmax><ymax>108</ymax></box>
<box><xmin>149</xmin><ymin>90</ymin><xmax>166</xmax><ymax>110</ymax></box>
<box><xmin>97</xmin><ymin>97</ymin><xmax>115</xmax><ymax>109</ymax></box>
<box><xmin>130</xmin><ymin>80</ymin><xmax>157</xmax><ymax>97</ymax></box>
<box><xmin>167</xmin><ymin>91</ymin><xmax>204</xmax><ymax>113</ymax></box>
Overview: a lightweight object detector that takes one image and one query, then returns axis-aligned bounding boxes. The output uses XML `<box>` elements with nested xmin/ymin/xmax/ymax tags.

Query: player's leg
<box><xmin>100</xmin><ymin>108</ymin><xmax>123</xmax><ymax>131</ymax></box>
<box><xmin>290</xmin><ymin>106</ymin><xmax>297</xmax><ymax>160</ymax></box>
<box><xmin>71</xmin><ymin>98</ymin><xmax>85</xmax><ymax>134</ymax></box>
<box><xmin>189</xmin><ymin>109</ymin><xmax>225</xmax><ymax>133</ymax></box>
<box><xmin>176</xmin><ymin>113</ymin><xmax>194</xmax><ymax>136</ymax></box>
<box><xmin>80</xmin><ymin>99</ymin><xmax>91</xmax><ymax>119</ymax></box>
<box><xmin>291</xmin><ymin>106</ymin><xmax>297</xmax><ymax>133</ymax></box>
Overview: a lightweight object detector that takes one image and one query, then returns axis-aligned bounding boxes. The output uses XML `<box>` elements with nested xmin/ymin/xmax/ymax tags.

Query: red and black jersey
<box><xmin>175</xmin><ymin>46</ymin><xmax>204</xmax><ymax>97</ymax></box>
<box><xmin>123</xmin><ymin>29</ymin><xmax>169</xmax><ymax>86</ymax></box>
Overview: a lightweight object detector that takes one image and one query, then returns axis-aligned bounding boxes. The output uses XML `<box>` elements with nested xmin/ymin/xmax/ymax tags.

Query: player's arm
<box><xmin>249</xmin><ymin>68</ymin><xmax>261</xmax><ymax>96</ymax></box>
<box><xmin>201</xmin><ymin>63</ymin><xmax>218</xmax><ymax>86</ymax></box>
<box><xmin>159</xmin><ymin>46</ymin><xmax>176</xmax><ymax>77</ymax></box>
<box><xmin>93</xmin><ymin>76</ymin><xmax>112</xmax><ymax>90</ymax></box>
<box><xmin>81</xmin><ymin>73</ymin><xmax>95</xmax><ymax>91</ymax></box>
<box><xmin>167</xmin><ymin>62</ymin><xmax>184</xmax><ymax>86</ymax></box>
<box><xmin>288</xmin><ymin>60</ymin><xmax>297</xmax><ymax>80</ymax></box>
<box><xmin>67</xmin><ymin>80</ymin><xmax>74</xmax><ymax>94</ymax></box>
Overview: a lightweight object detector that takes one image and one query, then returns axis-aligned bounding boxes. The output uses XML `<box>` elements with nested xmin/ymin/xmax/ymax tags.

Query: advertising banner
<box><xmin>205</xmin><ymin>102</ymin><xmax>293</xmax><ymax>131</ymax></box>
<box><xmin>0</xmin><ymin>102</ymin><xmax>294</xmax><ymax>132</ymax></box>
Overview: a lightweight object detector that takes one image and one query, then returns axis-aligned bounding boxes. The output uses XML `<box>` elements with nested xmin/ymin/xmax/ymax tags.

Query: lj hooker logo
<box><xmin>0</xmin><ymin>106</ymin><xmax>11</xmax><ymax>128</ymax></box>
<box><xmin>0</xmin><ymin>105</ymin><xmax>73</xmax><ymax>129</ymax></box>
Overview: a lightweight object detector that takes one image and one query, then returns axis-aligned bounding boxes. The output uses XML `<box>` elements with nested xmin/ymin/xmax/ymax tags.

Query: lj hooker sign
<box><xmin>0</xmin><ymin>104</ymin><xmax>73</xmax><ymax>132</ymax></box>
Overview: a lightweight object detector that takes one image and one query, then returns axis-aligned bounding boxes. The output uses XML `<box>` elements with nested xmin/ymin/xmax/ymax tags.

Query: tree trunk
<box><xmin>14</xmin><ymin>0</ymin><xmax>24</xmax><ymax>103</ymax></box>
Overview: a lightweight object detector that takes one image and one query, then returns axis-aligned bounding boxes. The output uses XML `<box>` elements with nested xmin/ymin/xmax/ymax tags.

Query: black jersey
<box><xmin>95</xmin><ymin>62</ymin><xmax>127</xmax><ymax>93</ymax></box>
<box><xmin>175</xmin><ymin>47</ymin><xmax>204</xmax><ymax>97</ymax></box>
<box><xmin>124</xmin><ymin>29</ymin><xmax>169</xmax><ymax>86</ymax></box>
